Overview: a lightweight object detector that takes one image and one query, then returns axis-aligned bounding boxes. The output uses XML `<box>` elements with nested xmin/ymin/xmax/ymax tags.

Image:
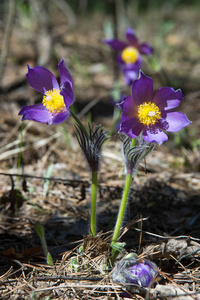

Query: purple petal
<box><xmin>117</xmin><ymin>54</ymin><xmax>126</xmax><ymax>68</ymax></box>
<box><xmin>51</xmin><ymin>110</ymin><xmax>70</xmax><ymax>125</ymax></box>
<box><xmin>120</xmin><ymin>57</ymin><xmax>142</xmax><ymax>85</ymax></box>
<box><xmin>26</xmin><ymin>65</ymin><xmax>59</xmax><ymax>94</ymax></box>
<box><xmin>131</xmin><ymin>71</ymin><xmax>153</xmax><ymax>105</ymax></box>
<box><xmin>19</xmin><ymin>103</ymin><xmax>52</xmax><ymax>123</ymax></box>
<box><xmin>153</xmin><ymin>87</ymin><xmax>184</xmax><ymax>110</ymax></box>
<box><xmin>128</xmin><ymin>263</ymin><xmax>154</xmax><ymax>287</ymax></box>
<box><xmin>158</xmin><ymin>111</ymin><xmax>191</xmax><ymax>132</ymax></box>
<box><xmin>58</xmin><ymin>59</ymin><xmax>73</xmax><ymax>88</ymax></box>
<box><xmin>118</xmin><ymin>95</ymin><xmax>138</xmax><ymax>118</ymax></box>
<box><xmin>143</xmin><ymin>125</ymin><xmax>168</xmax><ymax>145</ymax></box>
<box><xmin>119</xmin><ymin>118</ymin><xmax>143</xmax><ymax>139</ymax></box>
<box><xmin>60</xmin><ymin>81</ymin><xmax>74</xmax><ymax>108</ymax></box>
<box><xmin>144</xmin><ymin>261</ymin><xmax>158</xmax><ymax>277</ymax></box>
<box><xmin>125</xmin><ymin>28</ymin><xmax>138</xmax><ymax>46</ymax></box>
<box><xmin>103</xmin><ymin>39</ymin><xmax>127</xmax><ymax>51</ymax></box>
<box><xmin>123</xmin><ymin>69</ymin><xmax>139</xmax><ymax>85</ymax></box>
<box><xmin>138</xmin><ymin>42</ymin><xmax>154</xmax><ymax>55</ymax></box>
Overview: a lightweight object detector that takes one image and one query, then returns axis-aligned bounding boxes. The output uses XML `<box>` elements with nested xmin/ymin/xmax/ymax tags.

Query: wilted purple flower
<box><xmin>119</xmin><ymin>71</ymin><xmax>191</xmax><ymax>145</ymax></box>
<box><xmin>19</xmin><ymin>59</ymin><xmax>74</xmax><ymax>125</ymax></box>
<box><xmin>104</xmin><ymin>28</ymin><xmax>153</xmax><ymax>85</ymax></box>
<box><xmin>112</xmin><ymin>253</ymin><xmax>159</xmax><ymax>288</ymax></box>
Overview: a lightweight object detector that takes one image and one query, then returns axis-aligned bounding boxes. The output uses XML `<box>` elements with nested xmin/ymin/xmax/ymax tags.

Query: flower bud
<box><xmin>121</xmin><ymin>135</ymin><xmax>154</xmax><ymax>175</ymax></box>
<box><xmin>75</xmin><ymin>123</ymin><xmax>109</xmax><ymax>172</ymax></box>
<box><xmin>112</xmin><ymin>253</ymin><xmax>159</xmax><ymax>288</ymax></box>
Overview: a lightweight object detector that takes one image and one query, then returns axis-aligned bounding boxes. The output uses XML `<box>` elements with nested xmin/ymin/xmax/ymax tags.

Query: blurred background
<box><xmin>0</xmin><ymin>0</ymin><xmax>199</xmax><ymax>183</ymax></box>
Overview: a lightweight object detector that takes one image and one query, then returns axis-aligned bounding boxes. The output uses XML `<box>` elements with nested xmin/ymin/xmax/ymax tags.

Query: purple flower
<box><xmin>119</xmin><ymin>71</ymin><xmax>191</xmax><ymax>145</ymax></box>
<box><xmin>104</xmin><ymin>28</ymin><xmax>153</xmax><ymax>85</ymax></box>
<box><xmin>19</xmin><ymin>59</ymin><xmax>74</xmax><ymax>125</ymax></box>
<box><xmin>112</xmin><ymin>253</ymin><xmax>159</xmax><ymax>288</ymax></box>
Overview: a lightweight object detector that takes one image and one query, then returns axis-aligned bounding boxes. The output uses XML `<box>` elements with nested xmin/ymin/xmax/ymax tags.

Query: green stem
<box><xmin>69</xmin><ymin>109</ymin><xmax>89</xmax><ymax>137</ymax></box>
<box><xmin>111</xmin><ymin>173</ymin><xmax>132</xmax><ymax>245</ymax></box>
<box><xmin>35</xmin><ymin>221</ymin><xmax>48</xmax><ymax>258</ymax></box>
<box><xmin>90</xmin><ymin>170</ymin><xmax>98</xmax><ymax>237</ymax></box>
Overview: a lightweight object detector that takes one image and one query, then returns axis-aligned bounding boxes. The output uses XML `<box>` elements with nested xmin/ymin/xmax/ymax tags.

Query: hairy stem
<box><xmin>111</xmin><ymin>173</ymin><xmax>132</xmax><ymax>246</ymax></box>
<box><xmin>90</xmin><ymin>170</ymin><xmax>98</xmax><ymax>237</ymax></box>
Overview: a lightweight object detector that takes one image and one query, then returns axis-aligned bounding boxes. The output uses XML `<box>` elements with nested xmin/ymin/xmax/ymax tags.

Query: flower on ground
<box><xmin>19</xmin><ymin>59</ymin><xmax>74</xmax><ymax>125</ymax></box>
<box><xmin>104</xmin><ymin>28</ymin><xmax>153</xmax><ymax>85</ymax></box>
<box><xmin>112</xmin><ymin>253</ymin><xmax>160</xmax><ymax>288</ymax></box>
<box><xmin>119</xmin><ymin>71</ymin><xmax>191</xmax><ymax>145</ymax></box>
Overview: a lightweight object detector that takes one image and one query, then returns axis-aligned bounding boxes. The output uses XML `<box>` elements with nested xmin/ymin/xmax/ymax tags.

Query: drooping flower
<box><xmin>119</xmin><ymin>71</ymin><xmax>191</xmax><ymax>145</ymax></box>
<box><xmin>112</xmin><ymin>253</ymin><xmax>160</xmax><ymax>288</ymax></box>
<box><xmin>104</xmin><ymin>28</ymin><xmax>153</xmax><ymax>85</ymax></box>
<box><xmin>19</xmin><ymin>59</ymin><xmax>74</xmax><ymax>125</ymax></box>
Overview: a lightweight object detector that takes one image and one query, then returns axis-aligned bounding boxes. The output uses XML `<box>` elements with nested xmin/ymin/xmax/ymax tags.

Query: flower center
<box><xmin>42</xmin><ymin>89</ymin><xmax>65</xmax><ymax>114</ymax></box>
<box><xmin>137</xmin><ymin>102</ymin><xmax>161</xmax><ymax>126</ymax></box>
<box><xmin>121</xmin><ymin>46</ymin><xmax>139</xmax><ymax>64</ymax></box>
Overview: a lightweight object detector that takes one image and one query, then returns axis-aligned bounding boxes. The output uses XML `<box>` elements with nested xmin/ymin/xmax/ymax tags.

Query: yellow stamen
<box><xmin>137</xmin><ymin>102</ymin><xmax>161</xmax><ymax>126</ymax></box>
<box><xmin>121</xmin><ymin>46</ymin><xmax>139</xmax><ymax>64</ymax></box>
<box><xmin>42</xmin><ymin>89</ymin><xmax>65</xmax><ymax>114</ymax></box>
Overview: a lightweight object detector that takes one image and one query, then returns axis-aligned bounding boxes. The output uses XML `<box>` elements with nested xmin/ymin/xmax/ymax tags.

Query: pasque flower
<box><xmin>112</xmin><ymin>253</ymin><xmax>159</xmax><ymax>288</ymax></box>
<box><xmin>19</xmin><ymin>59</ymin><xmax>74</xmax><ymax>125</ymax></box>
<box><xmin>119</xmin><ymin>71</ymin><xmax>191</xmax><ymax>145</ymax></box>
<box><xmin>104</xmin><ymin>28</ymin><xmax>153</xmax><ymax>85</ymax></box>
